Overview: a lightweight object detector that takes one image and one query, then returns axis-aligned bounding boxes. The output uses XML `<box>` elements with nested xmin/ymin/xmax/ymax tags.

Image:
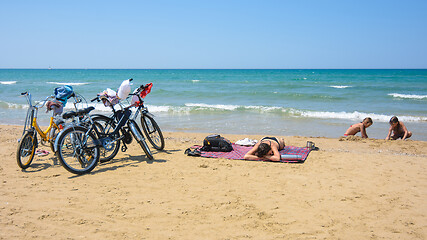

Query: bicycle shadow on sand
<box><xmin>20</xmin><ymin>156</ymin><xmax>62</xmax><ymax>173</ymax></box>
<box><xmin>68</xmin><ymin>152</ymin><xmax>167</xmax><ymax>178</ymax></box>
<box><xmin>157</xmin><ymin>149</ymin><xmax>181</xmax><ymax>155</ymax></box>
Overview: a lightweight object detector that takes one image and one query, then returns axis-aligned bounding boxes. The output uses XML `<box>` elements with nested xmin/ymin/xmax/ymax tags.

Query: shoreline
<box><xmin>1</xmin><ymin>124</ymin><xmax>426</xmax><ymax>239</ymax></box>
<box><xmin>5</xmin><ymin>121</ymin><xmax>427</xmax><ymax>143</ymax></box>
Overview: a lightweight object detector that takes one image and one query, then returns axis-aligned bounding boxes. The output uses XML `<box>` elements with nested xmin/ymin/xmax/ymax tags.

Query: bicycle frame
<box><xmin>32</xmin><ymin>114</ymin><xmax>59</xmax><ymax>142</ymax></box>
<box><xmin>20</xmin><ymin>92</ymin><xmax>60</xmax><ymax>144</ymax></box>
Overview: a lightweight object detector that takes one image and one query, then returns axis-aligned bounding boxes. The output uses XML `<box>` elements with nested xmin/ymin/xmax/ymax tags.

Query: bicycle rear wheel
<box><xmin>56</xmin><ymin>126</ymin><xmax>100</xmax><ymax>174</ymax></box>
<box><xmin>92</xmin><ymin>115</ymin><xmax>120</xmax><ymax>163</ymax></box>
<box><xmin>129</xmin><ymin>120</ymin><xmax>153</xmax><ymax>160</ymax></box>
<box><xmin>16</xmin><ymin>131</ymin><xmax>37</xmax><ymax>169</ymax></box>
<box><xmin>141</xmin><ymin>114</ymin><xmax>164</xmax><ymax>150</ymax></box>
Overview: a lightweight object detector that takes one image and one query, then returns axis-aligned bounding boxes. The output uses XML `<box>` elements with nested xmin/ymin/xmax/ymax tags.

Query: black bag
<box><xmin>201</xmin><ymin>134</ymin><xmax>233</xmax><ymax>152</ymax></box>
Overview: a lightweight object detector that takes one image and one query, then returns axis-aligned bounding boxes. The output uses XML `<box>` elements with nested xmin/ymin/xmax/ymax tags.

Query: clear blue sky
<box><xmin>1</xmin><ymin>0</ymin><xmax>426</xmax><ymax>69</ymax></box>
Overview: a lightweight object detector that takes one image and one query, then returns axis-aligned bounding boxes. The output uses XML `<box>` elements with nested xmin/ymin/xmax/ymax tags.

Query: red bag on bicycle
<box><xmin>140</xmin><ymin>83</ymin><xmax>153</xmax><ymax>99</ymax></box>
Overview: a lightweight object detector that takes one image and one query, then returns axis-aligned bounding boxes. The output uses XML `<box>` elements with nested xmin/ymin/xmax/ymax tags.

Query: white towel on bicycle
<box><xmin>99</xmin><ymin>88</ymin><xmax>120</xmax><ymax>106</ymax></box>
<box><xmin>117</xmin><ymin>79</ymin><xmax>132</xmax><ymax>99</ymax></box>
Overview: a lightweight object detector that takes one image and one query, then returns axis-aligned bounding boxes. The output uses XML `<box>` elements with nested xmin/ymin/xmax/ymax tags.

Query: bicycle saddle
<box><xmin>77</xmin><ymin>106</ymin><xmax>95</xmax><ymax>115</ymax></box>
<box><xmin>62</xmin><ymin>111</ymin><xmax>76</xmax><ymax>119</ymax></box>
<box><xmin>62</xmin><ymin>107</ymin><xmax>95</xmax><ymax>119</ymax></box>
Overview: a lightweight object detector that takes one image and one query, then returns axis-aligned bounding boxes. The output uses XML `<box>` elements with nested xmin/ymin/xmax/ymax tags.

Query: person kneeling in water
<box><xmin>386</xmin><ymin>116</ymin><xmax>412</xmax><ymax>140</ymax></box>
<box><xmin>244</xmin><ymin>137</ymin><xmax>285</xmax><ymax>162</ymax></box>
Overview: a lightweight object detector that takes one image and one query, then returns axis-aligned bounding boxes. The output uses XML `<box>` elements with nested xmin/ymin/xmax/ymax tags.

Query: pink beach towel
<box><xmin>191</xmin><ymin>143</ymin><xmax>311</xmax><ymax>163</ymax></box>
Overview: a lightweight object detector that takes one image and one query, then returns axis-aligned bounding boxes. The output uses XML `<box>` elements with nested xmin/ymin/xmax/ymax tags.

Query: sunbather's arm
<box><xmin>263</xmin><ymin>148</ymin><xmax>281</xmax><ymax>162</ymax></box>
<box><xmin>244</xmin><ymin>143</ymin><xmax>261</xmax><ymax>160</ymax></box>
<box><xmin>243</xmin><ymin>153</ymin><xmax>261</xmax><ymax>161</ymax></box>
<box><xmin>253</xmin><ymin>147</ymin><xmax>281</xmax><ymax>162</ymax></box>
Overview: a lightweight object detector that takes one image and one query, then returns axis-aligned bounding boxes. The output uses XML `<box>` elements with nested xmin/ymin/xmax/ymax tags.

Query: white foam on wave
<box><xmin>330</xmin><ymin>85</ymin><xmax>351</xmax><ymax>89</ymax></box>
<box><xmin>388</xmin><ymin>93</ymin><xmax>427</xmax><ymax>100</ymax></box>
<box><xmin>185</xmin><ymin>103</ymin><xmax>240</xmax><ymax>111</ymax></box>
<box><xmin>146</xmin><ymin>105</ymin><xmax>171</xmax><ymax>112</ymax></box>
<box><xmin>47</xmin><ymin>82</ymin><xmax>89</xmax><ymax>86</ymax></box>
<box><xmin>246</xmin><ymin>105</ymin><xmax>282</xmax><ymax>111</ymax></box>
<box><xmin>192</xmin><ymin>80</ymin><xmax>200</xmax><ymax>83</ymax></box>
<box><xmin>184</xmin><ymin>103</ymin><xmax>282</xmax><ymax>112</ymax></box>
<box><xmin>0</xmin><ymin>81</ymin><xmax>17</xmax><ymax>85</ymax></box>
<box><xmin>59</xmin><ymin>100</ymin><xmax>426</xmax><ymax>123</ymax></box>
<box><xmin>292</xmin><ymin>109</ymin><xmax>427</xmax><ymax>122</ymax></box>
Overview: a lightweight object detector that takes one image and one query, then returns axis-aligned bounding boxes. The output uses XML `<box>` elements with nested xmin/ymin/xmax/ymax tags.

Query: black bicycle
<box><xmin>90</xmin><ymin>81</ymin><xmax>164</xmax><ymax>162</ymax></box>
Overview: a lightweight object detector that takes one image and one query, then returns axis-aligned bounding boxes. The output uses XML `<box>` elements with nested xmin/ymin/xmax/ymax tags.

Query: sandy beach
<box><xmin>1</xmin><ymin>124</ymin><xmax>426</xmax><ymax>239</ymax></box>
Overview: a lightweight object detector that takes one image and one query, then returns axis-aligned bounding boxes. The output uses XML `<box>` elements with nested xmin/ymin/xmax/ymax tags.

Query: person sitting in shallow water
<box><xmin>344</xmin><ymin>117</ymin><xmax>373</xmax><ymax>138</ymax></box>
<box><xmin>244</xmin><ymin>137</ymin><xmax>285</xmax><ymax>162</ymax></box>
<box><xmin>386</xmin><ymin>116</ymin><xmax>412</xmax><ymax>140</ymax></box>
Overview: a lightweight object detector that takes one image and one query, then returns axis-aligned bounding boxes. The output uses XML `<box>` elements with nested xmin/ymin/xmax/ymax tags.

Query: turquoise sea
<box><xmin>1</xmin><ymin>69</ymin><xmax>426</xmax><ymax>141</ymax></box>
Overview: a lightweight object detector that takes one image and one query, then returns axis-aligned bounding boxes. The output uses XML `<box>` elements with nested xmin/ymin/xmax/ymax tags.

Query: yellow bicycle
<box><xmin>16</xmin><ymin>91</ymin><xmax>85</xmax><ymax>169</ymax></box>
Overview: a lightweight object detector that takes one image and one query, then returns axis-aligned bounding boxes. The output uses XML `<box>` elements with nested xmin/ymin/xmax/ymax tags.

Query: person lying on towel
<box><xmin>244</xmin><ymin>137</ymin><xmax>285</xmax><ymax>162</ymax></box>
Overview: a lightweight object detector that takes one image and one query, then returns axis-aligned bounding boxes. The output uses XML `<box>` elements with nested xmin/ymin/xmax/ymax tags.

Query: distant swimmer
<box><xmin>386</xmin><ymin>116</ymin><xmax>412</xmax><ymax>140</ymax></box>
<box><xmin>344</xmin><ymin>117</ymin><xmax>373</xmax><ymax>138</ymax></box>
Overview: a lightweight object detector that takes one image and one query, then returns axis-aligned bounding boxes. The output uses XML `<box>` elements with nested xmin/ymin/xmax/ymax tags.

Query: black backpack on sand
<box><xmin>201</xmin><ymin>134</ymin><xmax>233</xmax><ymax>152</ymax></box>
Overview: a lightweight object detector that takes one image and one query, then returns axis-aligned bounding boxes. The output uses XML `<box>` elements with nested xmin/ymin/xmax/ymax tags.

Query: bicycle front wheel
<box><xmin>17</xmin><ymin>131</ymin><xmax>37</xmax><ymax>169</ymax></box>
<box><xmin>56</xmin><ymin>126</ymin><xmax>100</xmax><ymax>174</ymax></box>
<box><xmin>141</xmin><ymin>114</ymin><xmax>164</xmax><ymax>150</ymax></box>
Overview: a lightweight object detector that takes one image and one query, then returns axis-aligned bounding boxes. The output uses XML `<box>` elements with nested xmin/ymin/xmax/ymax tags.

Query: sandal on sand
<box><xmin>184</xmin><ymin>148</ymin><xmax>201</xmax><ymax>157</ymax></box>
<box><xmin>36</xmin><ymin>149</ymin><xmax>50</xmax><ymax>156</ymax></box>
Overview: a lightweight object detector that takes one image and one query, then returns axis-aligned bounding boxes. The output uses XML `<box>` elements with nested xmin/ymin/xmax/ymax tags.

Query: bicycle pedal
<box><xmin>121</xmin><ymin>145</ymin><xmax>128</xmax><ymax>152</ymax></box>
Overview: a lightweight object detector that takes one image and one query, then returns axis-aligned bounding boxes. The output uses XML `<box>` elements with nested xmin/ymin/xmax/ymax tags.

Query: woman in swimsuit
<box><xmin>244</xmin><ymin>137</ymin><xmax>285</xmax><ymax>162</ymax></box>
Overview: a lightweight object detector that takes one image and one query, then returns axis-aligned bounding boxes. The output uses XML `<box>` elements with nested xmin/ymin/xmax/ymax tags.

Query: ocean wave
<box><xmin>291</xmin><ymin>109</ymin><xmax>426</xmax><ymax>122</ymax></box>
<box><xmin>388</xmin><ymin>93</ymin><xmax>427</xmax><ymax>100</ymax></box>
<box><xmin>47</xmin><ymin>82</ymin><xmax>89</xmax><ymax>86</ymax></box>
<box><xmin>192</xmin><ymin>80</ymin><xmax>200</xmax><ymax>83</ymax></box>
<box><xmin>146</xmin><ymin>105</ymin><xmax>171</xmax><ymax>112</ymax></box>
<box><xmin>185</xmin><ymin>103</ymin><xmax>240</xmax><ymax>111</ymax></box>
<box><xmin>0</xmin><ymin>101</ymin><xmax>27</xmax><ymax>109</ymax></box>
<box><xmin>185</xmin><ymin>103</ymin><xmax>282</xmax><ymax>112</ymax></box>
<box><xmin>167</xmin><ymin>103</ymin><xmax>427</xmax><ymax>122</ymax></box>
<box><xmin>330</xmin><ymin>85</ymin><xmax>351</xmax><ymax>89</ymax></box>
<box><xmin>2</xmin><ymin>100</ymin><xmax>426</xmax><ymax>122</ymax></box>
<box><xmin>0</xmin><ymin>81</ymin><xmax>17</xmax><ymax>85</ymax></box>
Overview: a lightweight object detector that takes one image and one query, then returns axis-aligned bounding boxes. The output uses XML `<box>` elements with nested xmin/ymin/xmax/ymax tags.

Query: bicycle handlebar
<box><xmin>37</xmin><ymin>95</ymin><xmax>55</xmax><ymax>108</ymax></box>
<box><xmin>21</xmin><ymin>91</ymin><xmax>54</xmax><ymax>108</ymax></box>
